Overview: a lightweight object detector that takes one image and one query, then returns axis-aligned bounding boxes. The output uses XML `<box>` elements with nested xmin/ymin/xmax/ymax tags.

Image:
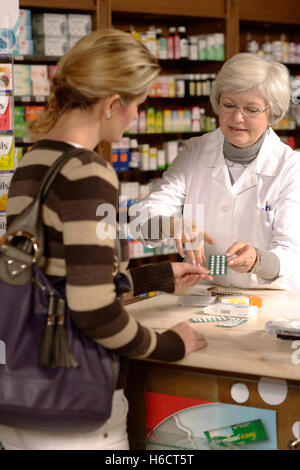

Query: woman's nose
<box><xmin>231</xmin><ymin>107</ymin><xmax>245</xmax><ymax>120</ymax></box>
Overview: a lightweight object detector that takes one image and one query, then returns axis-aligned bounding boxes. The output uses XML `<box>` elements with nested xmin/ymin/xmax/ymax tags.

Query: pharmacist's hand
<box><xmin>171</xmin><ymin>262</ymin><xmax>213</xmax><ymax>294</ymax></box>
<box><xmin>170</xmin><ymin>217</ymin><xmax>215</xmax><ymax>265</ymax></box>
<box><xmin>170</xmin><ymin>321</ymin><xmax>207</xmax><ymax>355</ymax></box>
<box><xmin>226</xmin><ymin>242</ymin><xmax>257</xmax><ymax>273</ymax></box>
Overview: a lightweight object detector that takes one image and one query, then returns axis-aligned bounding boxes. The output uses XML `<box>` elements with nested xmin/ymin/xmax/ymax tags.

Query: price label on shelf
<box><xmin>35</xmin><ymin>96</ymin><xmax>46</xmax><ymax>102</ymax></box>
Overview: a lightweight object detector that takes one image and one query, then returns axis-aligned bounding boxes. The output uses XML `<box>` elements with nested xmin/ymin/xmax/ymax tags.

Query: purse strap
<box><xmin>0</xmin><ymin>147</ymin><xmax>89</xmax><ymax>285</ymax></box>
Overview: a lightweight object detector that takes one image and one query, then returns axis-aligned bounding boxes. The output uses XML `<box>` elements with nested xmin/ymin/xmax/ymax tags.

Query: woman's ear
<box><xmin>102</xmin><ymin>94</ymin><xmax>121</xmax><ymax>120</ymax></box>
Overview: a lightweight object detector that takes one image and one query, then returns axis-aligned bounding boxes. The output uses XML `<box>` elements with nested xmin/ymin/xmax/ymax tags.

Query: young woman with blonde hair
<box><xmin>0</xmin><ymin>29</ymin><xmax>212</xmax><ymax>450</ymax></box>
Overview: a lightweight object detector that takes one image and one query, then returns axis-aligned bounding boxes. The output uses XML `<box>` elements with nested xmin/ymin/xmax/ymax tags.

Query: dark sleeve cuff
<box><xmin>129</xmin><ymin>261</ymin><xmax>174</xmax><ymax>296</ymax></box>
<box><xmin>149</xmin><ymin>330</ymin><xmax>185</xmax><ymax>362</ymax></box>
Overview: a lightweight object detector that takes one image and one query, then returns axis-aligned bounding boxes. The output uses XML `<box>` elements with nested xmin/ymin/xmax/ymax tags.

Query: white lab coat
<box><xmin>133</xmin><ymin>128</ymin><xmax>300</xmax><ymax>290</ymax></box>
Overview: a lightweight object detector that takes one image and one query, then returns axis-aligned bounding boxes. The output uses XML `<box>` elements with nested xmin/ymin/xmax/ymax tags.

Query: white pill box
<box><xmin>32</xmin><ymin>13</ymin><xmax>68</xmax><ymax>36</ymax></box>
<box><xmin>203</xmin><ymin>303</ymin><xmax>257</xmax><ymax>318</ymax></box>
<box><xmin>34</xmin><ymin>37</ymin><xmax>69</xmax><ymax>56</ymax></box>
<box><xmin>67</xmin><ymin>14</ymin><xmax>92</xmax><ymax>37</ymax></box>
<box><xmin>14</xmin><ymin>64</ymin><xmax>31</xmax><ymax>81</ymax></box>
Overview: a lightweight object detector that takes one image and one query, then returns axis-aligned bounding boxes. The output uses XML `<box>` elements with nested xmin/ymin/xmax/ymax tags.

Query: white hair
<box><xmin>210</xmin><ymin>53</ymin><xmax>291</xmax><ymax>124</ymax></box>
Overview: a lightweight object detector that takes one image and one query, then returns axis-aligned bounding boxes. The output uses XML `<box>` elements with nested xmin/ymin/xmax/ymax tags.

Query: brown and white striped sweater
<box><xmin>7</xmin><ymin>140</ymin><xmax>185</xmax><ymax>385</ymax></box>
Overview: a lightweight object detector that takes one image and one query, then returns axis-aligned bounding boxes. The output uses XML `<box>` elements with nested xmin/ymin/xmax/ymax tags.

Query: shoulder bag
<box><xmin>0</xmin><ymin>148</ymin><xmax>128</xmax><ymax>433</ymax></box>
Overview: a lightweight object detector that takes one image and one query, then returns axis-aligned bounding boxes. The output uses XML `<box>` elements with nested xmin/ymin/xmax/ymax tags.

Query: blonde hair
<box><xmin>30</xmin><ymin>29</ymin><xmax>160</xmax><ymax>137</ymax></box>
<box><xmin>210</xmin><ymin>53</ymin><xmax>291</xmax><ymax>124</ymax></box>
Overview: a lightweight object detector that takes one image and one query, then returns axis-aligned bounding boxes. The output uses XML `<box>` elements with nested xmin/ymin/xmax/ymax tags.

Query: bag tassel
<box><xmin>53</xmin><ymin>298</ymin><xmax>79</xmax><ymax>368</ymax></box>
<box><xmin>40</xmin><ymin>293</ymin><xmax>56</xmax><ymax>368</ymax></box>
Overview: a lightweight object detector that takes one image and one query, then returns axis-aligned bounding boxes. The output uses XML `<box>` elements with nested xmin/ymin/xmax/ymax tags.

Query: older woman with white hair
<box><xmin>133</xmin><ymin>53</ymin><xmax>300</xmax><ymax>290</ymax></box>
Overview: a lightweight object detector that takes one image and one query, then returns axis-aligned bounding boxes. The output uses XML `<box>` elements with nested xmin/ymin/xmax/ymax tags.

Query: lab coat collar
<box><xmin>207</xmin><ymin>127</ymin><xmax>282</xmax><ymax>178</ymax></box>
<box><xmin>255</xmin><ymin>128</ymin><xmax>282</xmax><ymax>177</ymax></box>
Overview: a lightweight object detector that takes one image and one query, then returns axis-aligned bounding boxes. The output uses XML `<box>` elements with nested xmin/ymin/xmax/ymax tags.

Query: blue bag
<box><xmin>0</xmin><ymin>148</ymin><xmax>122</xmax><ymax>433</ymax></box>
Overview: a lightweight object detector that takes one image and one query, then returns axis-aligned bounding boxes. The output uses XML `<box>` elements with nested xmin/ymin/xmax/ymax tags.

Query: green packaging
<box><xmin>146</xmin><ymin>107</ymin><xmax>156</xmax><ymax>134</ymax></box>
<box><xmin>204</xmin><ymin>419</ymin><xmax>268</xmax><ymax>448</ymax></box>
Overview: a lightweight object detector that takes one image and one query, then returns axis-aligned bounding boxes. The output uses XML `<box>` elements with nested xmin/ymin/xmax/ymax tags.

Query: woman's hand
<box><xmin>226</xmin><ymin>242</ymin><xmax>257</xmax><ymax>273</ymax></box>
<box><xmin>170</xmin><ymin>217</ymin><xmax>215</xmax><ymax>265</ymax></box>
<box><xmin>170</xmin><ymin>321</ymin><xmax>207</xmax><ymax>355</ymax></box>
<box><xmin>171</xmin><ymin>262</ymin><xmax>213</xmax><ymax>294</ymax></box>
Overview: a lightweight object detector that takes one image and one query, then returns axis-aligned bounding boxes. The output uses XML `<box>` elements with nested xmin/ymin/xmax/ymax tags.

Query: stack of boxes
<box><xmin>14</xmin><ymin>64</ymin><xmax>51</xmax><ymax>98</ymax></box>
<box><xmin>0</xmin><ymin>67</ymin><xmax>14</xmax><ymax>245</ymax></box>
<box><xmin>14</xmin><ymin>9</ymin><xmax>34</xmax><ymax>56</ymax></box>
<box><xmin>14</xmin><ymin>63</ymin><xmax>48</xmax><ymax>142</ymax></box>
<box><xmin>32</xmin><ymin>13</ymin><xmax>92</xmax><ymax>56</ymax></box>
<box><xmin>13</xmin><ymin>10</ymin><xmax>92</xmax><ymax>57</ymax></box>
<box><xmin>14</xmin><ymin>104</ymin><xmax>45</xmax><ymax>141</ymax></box>
<box><xmin>32</xmin><ymin>13</ymin><xmax>69</xmax><ymax>56</ymax></box>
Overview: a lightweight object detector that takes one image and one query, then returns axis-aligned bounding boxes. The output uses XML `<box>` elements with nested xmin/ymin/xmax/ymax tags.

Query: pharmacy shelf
<box><xmin>124</xmin><ymin>131</ymin><xmax>209</xmax><ymax>137</ymax></box>
<box><xmin>147</xmin><ymin>96</ymin><xmax>211</xmax><ymax>101</ymax></box>
<box><xmin>15</xmin><ymin>95</ymin><xmax>47</xmax><ymax>103</ymax></box>
<box><xmin>157</xmin><ymin>59</ymin><xmax>224</xmax><ymax>72</ymax></box>
<box><xmin>15</xmin><ymin>137</ymin><xmax>33</xmax><ymax>145</ymax></box>
<box><xmin>13</xmin><ymin>55</ymin><xmax>60</xmax><ymax>63</ymax></box>
<box><xmin>275</xmin><ymin>128</ymin><xmax>300</xmax><ymax>134</ymax></box>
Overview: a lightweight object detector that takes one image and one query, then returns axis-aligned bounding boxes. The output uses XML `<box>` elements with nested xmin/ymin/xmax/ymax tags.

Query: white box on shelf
<box><xmin>67</xmin><ymin>14</ymin><xmax>92</xmax><ymax>37</ymax></box>
<box><xmin>68</xmin><ymin>37</ymin><xmax>81</xmax><ymax>50</ymax></box>
<box><xmin>31</xmin><ymin>65</ymin><xmax>48</xmax><ymax>82</ymax></box>
<box><xmin>14</xmin><ymin>64</ymin><xmax>31</xmax><ymax>81</ymax></box>
<box><xmin>19</xmin><ymin>25</ymin><xmax>32</xmax><ymax>40</ymax></box>
<box><xmin>34</xmin><ymin>36</ymin><xmax>69</xmax><ymax>56</ymax></box>
<box><xmin>14</xmin><ymin>80</ymin><xmax>32</xmax><ymax>96</ymax></box>
<box><xmin>14</xmin><ymin>37</ymin><xmax>34</xmax><ymax>55</ymax></box>
<box><xmin>32</xmin><ymin>13</ymin><xmax>68</xmax><ymax>36</ymax></box>
<box><xmin>31</xmin><ymin>80</ymin><xmax>50</xmax><ymax>96</ymax></box>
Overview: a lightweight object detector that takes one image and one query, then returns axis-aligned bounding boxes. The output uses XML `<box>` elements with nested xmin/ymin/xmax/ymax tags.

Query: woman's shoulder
<box><xmin>21</xmin><ymin>140</ymin><xmax>119</xmax><ymax>189</ymax></box>
<box><xmin>173</xmin><ymin>128</ymin><xmax>223</xmax><ymax>168</ymax></box>
<box><xmin>64</xmin><ymin>148</ymin><xmax>119</xmax><ymax>189</ymax></box>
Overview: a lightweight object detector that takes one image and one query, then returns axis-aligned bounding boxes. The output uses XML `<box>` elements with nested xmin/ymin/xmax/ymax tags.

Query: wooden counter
<box><xmin>125</xmin><ymin>289</ymin><xmax>300</xmax><ymax>450</ymax></box>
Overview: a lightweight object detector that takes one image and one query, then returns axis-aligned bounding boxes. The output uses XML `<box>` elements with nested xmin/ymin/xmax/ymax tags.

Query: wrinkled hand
<box><xmin>171</xmin><ymin>262</ymin><xmax>213</xmax><ymax>294</ymax></box>
<box><xmin>170</xmin><ymin>321</ymin><xmax>207</xmax><ymax>355</ymax></box>
<box><xmin>170</xmin><ymin>217</ymin><xmax>214</xmax><ymax>265</ymax></box>
<box><xmin>226</xmin><ymin>242</ymin><xmax>257</xmax><ymax>273</ymax></box>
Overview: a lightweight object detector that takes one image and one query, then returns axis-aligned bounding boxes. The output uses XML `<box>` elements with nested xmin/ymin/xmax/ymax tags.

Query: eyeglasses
<box><xmin>219</xmin><ymin>103</ymin><xmax>269</xmax><ymax>118</ymax></box>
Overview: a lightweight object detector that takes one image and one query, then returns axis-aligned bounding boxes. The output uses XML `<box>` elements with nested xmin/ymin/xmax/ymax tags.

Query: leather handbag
<box><xmin>0</xmin><ymin>148</ymin><xmax>126</xmax><ymax>433</ymax></box>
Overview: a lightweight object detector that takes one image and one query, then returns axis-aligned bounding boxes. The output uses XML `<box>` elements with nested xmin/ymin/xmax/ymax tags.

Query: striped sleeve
<box><xmin>53</xmin><ymin>150</ymin><xmax>185</xmax><ymax>361</ymax></box>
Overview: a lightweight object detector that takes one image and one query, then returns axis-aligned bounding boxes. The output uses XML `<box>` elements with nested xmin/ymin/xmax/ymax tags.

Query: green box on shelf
<box><xmin>14</xmin><ymin>106</ymin><xmax>26</xmax><ymax>124</ymax></box>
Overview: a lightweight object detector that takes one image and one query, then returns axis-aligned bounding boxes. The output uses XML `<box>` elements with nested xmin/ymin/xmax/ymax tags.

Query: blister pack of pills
<box><xmin>216</xmin><ymin>318</ymin><xmax>247</xmax><ymax>327</ymax></box>
<box><xmin>190</xmin><ymin>316</ymin><xmax>229</xmax><ymax>323</ymax></box>
<box><xmin>208</xmin><ymin>255</ymin><xmax>228</xmax><ymax>275</ymax></box>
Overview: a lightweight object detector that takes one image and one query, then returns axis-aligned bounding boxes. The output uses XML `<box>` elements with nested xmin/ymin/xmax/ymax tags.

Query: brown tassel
<box><xmin>52</xmin><ymin>298</ymin><xmax>79</xmax><ymax>368</ymax></box>
<box><xmin>40</xmin><ymin>293</ymin><xmax>56</xmax><ymax>368</ymax></box>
